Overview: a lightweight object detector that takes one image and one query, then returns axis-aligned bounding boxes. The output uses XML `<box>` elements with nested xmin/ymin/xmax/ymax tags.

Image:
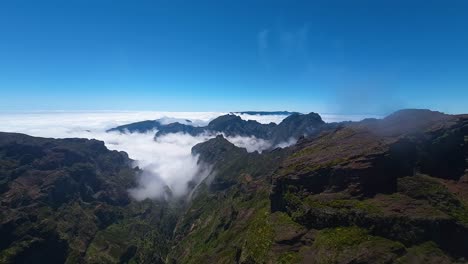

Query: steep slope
<box><xmin>204</xmin><ymin>115</ymin><xmax>276</xmax><ymax>138</ymax></box>
<box><xmin>168</xmin><ymin>135</ymin><xmax>291</xmax><ymax>263</ymax></box>
<box><xmin>169</xmin><ymin>109</ymin><xmax>468</xmax><ymax>263</ymax></box>
<box><xmin>2</xmin><ymin>109</ymin><xmax>467</xmax><ymax>264</ymax></box>
<box><xmin>0</xmin><ymin>133</ymin><xmax>177</xmax><ymax>264</ymax></box>
<box><xmin>271</xmin><ymin>112</ymin><xmax>325</xmax><ymax>143</ymax></box>
<box><xmin>270</xmin><ymin>110</ymin><xmax>468</xmax><ymax>262</ymax></box>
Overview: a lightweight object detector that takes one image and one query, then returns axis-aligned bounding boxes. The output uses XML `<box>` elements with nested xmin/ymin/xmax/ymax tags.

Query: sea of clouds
<box><xmin>0</xmin><ymin>111</ymin><xmax>380</xmax><ymax>200</ymax></box>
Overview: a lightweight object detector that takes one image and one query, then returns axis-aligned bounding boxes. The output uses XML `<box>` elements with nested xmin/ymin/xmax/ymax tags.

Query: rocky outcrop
<box><xmin>271</xmin><ymin>112</ymin><xmax>325</xmax><ymax>143</ymax></box>
<box><xmin>191</xmin><ymin>135</ymin><xmax>288</xmax><ymax>191</ymax></box>
<box><xmin>2</xmin><ymin>109</ymin><xmax>467</xmax><ymax>263</ymax></box>
<box><xmin>269</xmin><ymin>110</ymin><xmax>468</xmax><ymax>261</ymax></box>
<box><xmin>0</xmin><ymin>132</ymin><xmax>175</xmax><ymax>263</ymax></box>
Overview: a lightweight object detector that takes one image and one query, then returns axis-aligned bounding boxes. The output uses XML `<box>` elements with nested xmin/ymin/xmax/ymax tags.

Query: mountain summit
<box><xmin>109</xmin><ymin>112</ymin><xmax>326</xmax><ymax>146</ymax></box>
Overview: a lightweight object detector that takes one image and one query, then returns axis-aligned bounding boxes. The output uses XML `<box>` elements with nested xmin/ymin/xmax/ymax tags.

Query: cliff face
<box><xmin>170</xmin><ymin>110</ymin><xmax>468</xmax><ymax>263</ymax></box>
<box><xmin>266</xmin><ymin>111</ymin><xmax>468</xmax><ymax>262</ymax></box>
<box><xmin>0</xmin><ymin>133</ymin><xmax>177</xmax><ymax>264</ymax></box>
<box><xmin>169</xmin><ymin>135</ymin><xmax>291</xmax><ymax>263</ymax></box>
<box><xmin>1</xmin><ymin>109</ymin><xmax>468</xmax><ymax>264</ymax></box>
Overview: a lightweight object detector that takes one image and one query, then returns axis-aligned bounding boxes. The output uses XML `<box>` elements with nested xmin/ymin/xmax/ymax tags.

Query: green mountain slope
<box><xmin>1</xmin><ymin>109</ymin><xmax>467</xmax><ymax>264</ymax></box>
<box><xmin>170</xmin><ymin>110</ymin><xmax>468</xmax><ymax>263</ymax></box>
<box><xmin>0</xmin><ymin>133</ymin><xmax>178</xmax><ymax>264</ymax></box>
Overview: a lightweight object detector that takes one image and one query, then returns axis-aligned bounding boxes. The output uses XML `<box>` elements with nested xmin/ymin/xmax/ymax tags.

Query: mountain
<box><xmin>0</xmin><ymin>133</ymin><xmax>178</xmax><ymax>263</ymax></box>
<box><xmin>271</xmin><ymin>112</ymin><xmax>326</xmax><ymax>143</ymax></box>
<box><xmin>1</xmin><ymin>109</ymin><xmax>467</xmax><ymax>263</ymax></box>
<box><xmin>107</xmin><ymin>120</ymin><xmax>164</xmax><ymax>133</ymax></box>
<box><xmin>155</xmin><ymin>122</ymin><xmax>205</xmax><ymax>137</ymax></box>
<box><xmin>107</xmin><ymin>118</ymin><xmax>197</xmax><ymax>134</ymax></box>
<box><xmin>233</xmin><ymin>111</ymin><xmax>299</xmax><ymax>116</ymax></box>
<box><xmin>169</xmin><ymin>109</ymin><xmax>468</xmax><ymax>263</ymax></box>
<box><xmin>110</xmin><ymin>112</ymin><xmax>326</xmax><ymax>146</ymax></box>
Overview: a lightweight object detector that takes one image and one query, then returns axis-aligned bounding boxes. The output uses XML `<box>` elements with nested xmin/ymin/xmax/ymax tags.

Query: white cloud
<box><xmin>0</xmin><ymin>111</ymin><xmax>380</xmax><ymax>200</ymax></box>
<box><xmin>116</xmin><ymin>131</ymin><xmax>214</xmax><ymax>199</ymax></box>
<box><xmin>157</xmin><ymin>117</ymin><xmax>208</xmax><ymax>126</ymax></box>
<box><xmin>0</xmin><ymin>111</ymin><xmax>289</xmax><ymax>200</ymax></box>
<box><xmin>0</xmin><ymin>111</ymin><xmax>222</xmax><ymax>137</ymax></box>
<box><xmin>223</xmin><ymin>134</ymin><xmax>272</xmax><ymax>153</ymax></box>
<box><xmin>274</xmin><ymin>137</ymin><xmax>297</xmax><ymax>149</ymax></box>
<box><xmin>233</xmin><ymin>113</ymin><xmax>289</xmax><ymax>124</ymax></box>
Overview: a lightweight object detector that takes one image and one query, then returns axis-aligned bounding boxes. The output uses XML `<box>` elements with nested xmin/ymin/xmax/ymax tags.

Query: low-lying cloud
<box><xmin>234</xmin><ymin>113</ymin><xmax>289</xmax><ymax>124</ymax></box>
<box><xmin>113</xmin><ymin>131</ymin><xmax>214</xmax><ymax>199</ymax></box>
<box><xmin>0</xmin><ymin>111</ymin><xmax>379</xmax><ymax>200</ymax></box>
<box><xmin>0</xmin><ymin>111</ymin><xmax>294</xmax><ymax>200</ymax></box>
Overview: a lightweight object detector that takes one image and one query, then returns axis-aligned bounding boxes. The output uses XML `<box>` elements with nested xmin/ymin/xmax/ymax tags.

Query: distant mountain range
<box><xmin>233</xmin><ymin>111</ymin><xmax>299</xmax><ymax>116</ymax></box>
<box><xmin>1</xmin><ymin>109</ymin><xmax>467</xmax><ymax>263</ymax></box>
<box><xmin>108</xmin><ymin>112</ymin><xmax>326</xmax><ymax>146</ymax></box>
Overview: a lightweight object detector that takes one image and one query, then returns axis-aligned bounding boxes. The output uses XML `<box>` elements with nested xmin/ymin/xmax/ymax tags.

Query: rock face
<box><xmin>205</xmin><ymin>114</ymin><xmax>277</xmax><ymax>138</ymax></box>
<box><xmin>108</xmin><ymin>112</ymin><xmax>326</xmax><ymax>146</ymax></box>
<box><xmin>271</xmin><ymin>112</ymin><xmax>325</xmax><ymax>143</ymax></box>
<box><xmin>168</xmin><ymin>109</ymin><xmax>468</xmax><ymax>263</ymax></box>
<box><xmin>268</xmin><ymin>110</ymin><xmax>468</xmax><ymax>262</ymax></box>
<box><xmin>0</xmin><ymin>133</ymin><xmax>176</xmax><ymax>264</ymax></box>
<box><xmin>169</xmin><ymin>135</ymin><xmax>291</xmax><ymax>263</ymax></box>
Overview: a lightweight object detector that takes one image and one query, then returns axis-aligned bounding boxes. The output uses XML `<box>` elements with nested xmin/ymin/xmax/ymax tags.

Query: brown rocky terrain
<box><xmin>1</xmin><ymin>109</ymin><xmax>467</xmax><ymax>263</ymax></box>
<box><xmin>0</xmin><ymin>133</ymin><xmax>176</xmax><ymax>263</ymax></box>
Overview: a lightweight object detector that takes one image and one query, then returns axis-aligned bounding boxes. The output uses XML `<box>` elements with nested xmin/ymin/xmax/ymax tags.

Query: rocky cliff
<box><xmin>1</xmin><ymin>109</ymin><xmax>467</xmax><ymax>264</ymax></box>
<box><xmin>170</xmin><ymin>109</ymin><xmax>468</xmax><ymax>263</ymax></box>
<box><xmin>0</xmin><ymin>133</ymin><xmax>178</xmax><ymax>263</ymax></box>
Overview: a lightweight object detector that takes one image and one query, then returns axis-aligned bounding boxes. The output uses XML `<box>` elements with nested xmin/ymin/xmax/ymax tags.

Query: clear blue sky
<box><xmin>1</xmin><ymin>0</ymin><xmax>467</xmax><ymax>114</ymax></box>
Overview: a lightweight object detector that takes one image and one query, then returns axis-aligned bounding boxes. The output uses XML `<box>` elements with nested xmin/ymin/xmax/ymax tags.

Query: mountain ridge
<box><xmin>1</xmin><ymin>109</ymin><xmax>467</xmax><ymax>263</ymax></box>
<box><xmin>109</xmin><ymin>112</ymin><xmax>326</xmax><ymax>146</ymax></box>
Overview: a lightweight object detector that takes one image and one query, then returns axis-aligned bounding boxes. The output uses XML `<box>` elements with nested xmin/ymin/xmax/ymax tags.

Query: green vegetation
<box><xmin>0</xmin><ymin>239</ymin><xmax>39</xmax><ymax>263</ymax></box>
<box><xmin>396</xmin><ymin>241</ymin><xmax>452</xmax><ymax>264</ymax></box>
<box><xmin>398</xmin><ymin>176</ymin><xmax>468</xmax><ymax>225</ymax></box>
<box><xmin>277</xmin><ymin>252</ymin><xmax>301</xmax><ymax>264</ymax></box>
<box><xmin>168</xmin><ymin>185</ymin><xmax>274</xmax><ymax>264</ymax></box>
<box><xmin>283</xmin><ymin>190</ymin><xmax>306</xmax><ymax>219</ymax></box>
<box><xmin>313</xmin><ymin>226</ymin><xmax>405</xmax><ymax>264</ymax></box>
<box><xmin>271</xmin><ymin>211</ymin><xmax>302</xmax><ymax>228</ymax></box>
<box><xmin>283</xmin><ymin>189</ymin><xmax>383</xmax><ymax>223</ymax></box>
<box><xmin>2</xmin><ymin>111</ymin><xmax>468</xmax><ymax>263</ymax></box>
<box><xmin>305</xmin><ymin>197</ymin><xmax>382</xmax><ymax>214</ymax></box>
<box><xmin>242</xmin><ymin>209</ymin><xmax>275</xmax><ymax>263</ymax></box>
<box><xmin>314</xmin><ymin>226</ymin><xmax>370</xmax><ymax>249</ymax></box>
<box><xmin>85</xmin><ymin>220</ymin><xmax>167</xmax><ymax>264</ymax></box>
<box><xmin>291</xmin><ymin>144</ymin><xmax>323</xmax><ymax>158</ymax></box>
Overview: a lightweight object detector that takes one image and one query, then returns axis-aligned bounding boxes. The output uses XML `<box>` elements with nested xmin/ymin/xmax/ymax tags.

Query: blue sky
<box><xmin>0</xmin><ymin>0</ymin><xmax>467</xmax><ymax>114</ymax></box>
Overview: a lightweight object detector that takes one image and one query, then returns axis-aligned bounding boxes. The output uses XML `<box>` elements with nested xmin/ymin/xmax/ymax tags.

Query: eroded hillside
<box><xmin>170</xmin><ymin>110</ymin><xmax>468</xmax><ymax>263</ymax></box>
<box><xmin>1</xmin><ymin>109</ymin><xmax>467</xmax><ymax>264</ymax></box>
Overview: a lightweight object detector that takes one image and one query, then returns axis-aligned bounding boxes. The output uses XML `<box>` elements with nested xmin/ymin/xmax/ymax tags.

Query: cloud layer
<box><xmin>0</xmin><ymin>111</ymin><xmax>292</xmax><ymax>199</ymax></box>
<box><xmin>0</xmin><ymin>111</ymin><xmax>379</xmax><ymax>200</ymax></box>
